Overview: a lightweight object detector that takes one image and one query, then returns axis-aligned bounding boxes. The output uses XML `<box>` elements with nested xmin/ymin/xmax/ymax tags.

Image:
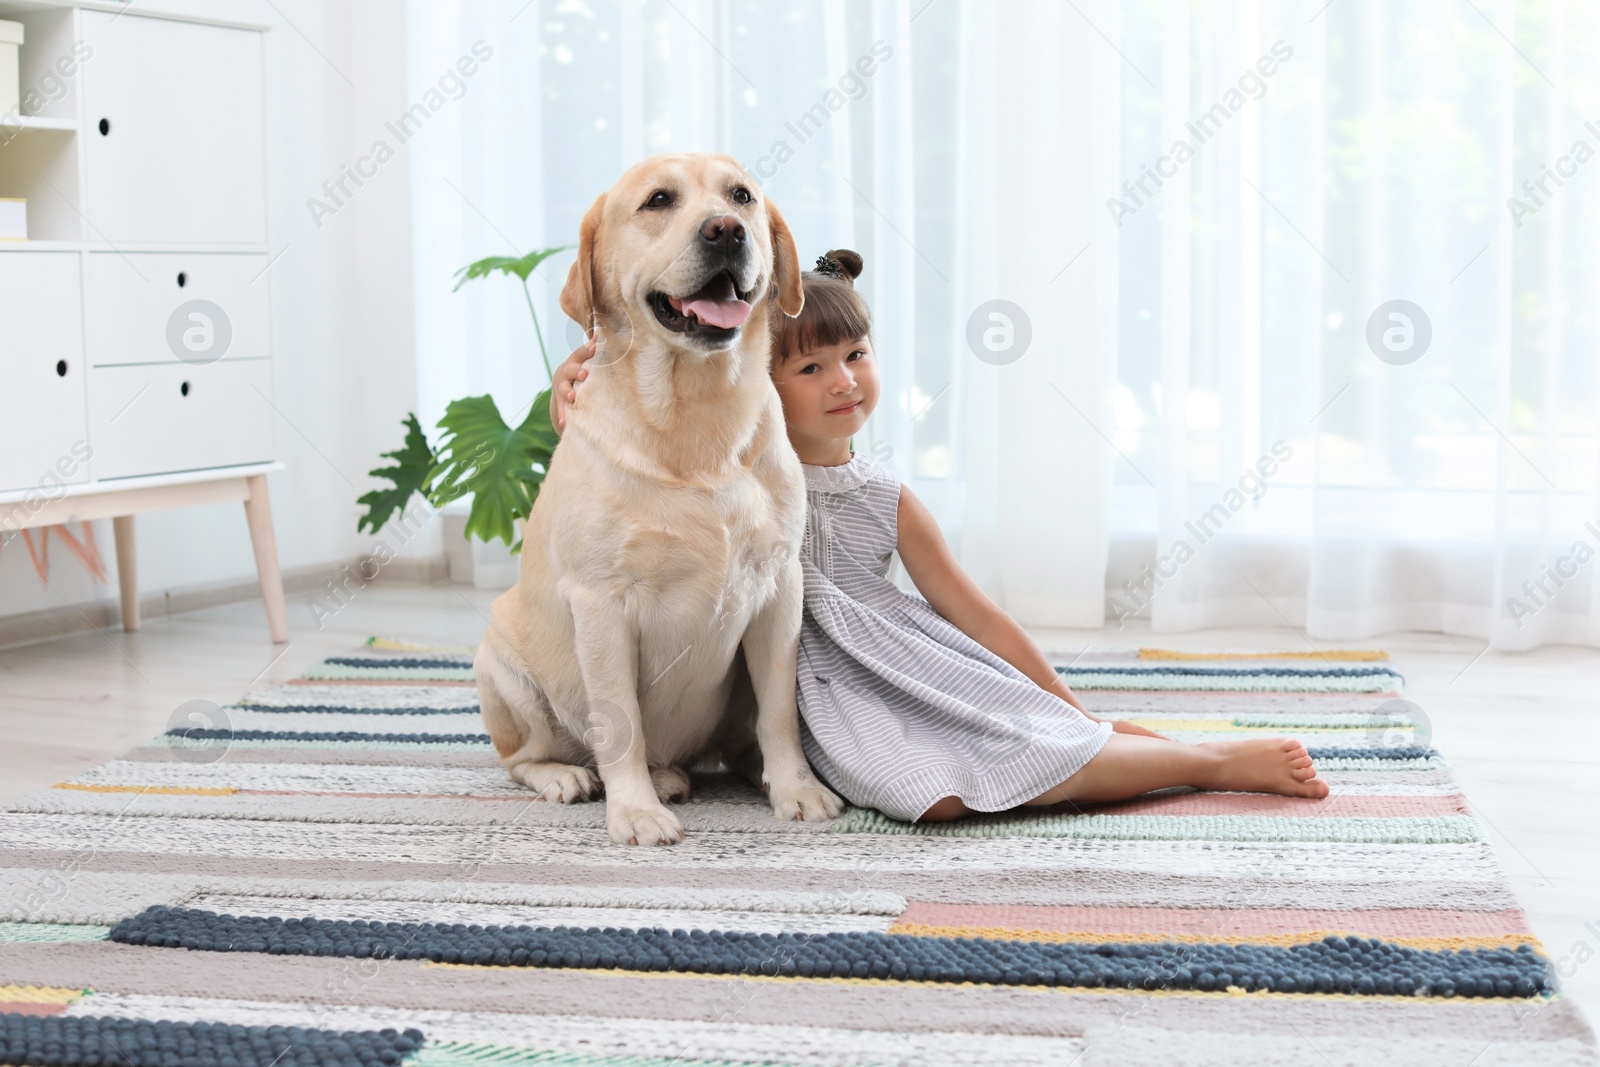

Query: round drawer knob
<box><xmin>180</xmin><ymin>381</ymin><xmax>191</xmax><ymax>397</ymax></box>
<box><xmin>56</xmin><ymin>360</ymin><xmax>68</xmax><ymax>377</ymax></box>
<box><xmin>176</xmin><ymin>272</ymin><xmax>186</xmax><ymax>288</ymax></box>
<box><xmin>98</xmin><ymin>118</ymin><xmax>110</xmax><ymax>136</ymax></box>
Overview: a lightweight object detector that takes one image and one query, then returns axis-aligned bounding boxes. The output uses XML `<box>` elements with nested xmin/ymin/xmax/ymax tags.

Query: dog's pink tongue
<box><xmin>682</xmin><ymin>296</ymin><xmax>751</xmax><ymax>329</ymax></box>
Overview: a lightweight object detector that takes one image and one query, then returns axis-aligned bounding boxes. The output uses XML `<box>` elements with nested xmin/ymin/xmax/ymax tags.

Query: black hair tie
<box><xmin>812</xmin><ymin>255</ymin><xmax>846</xmax><ymax>279</ymax></box>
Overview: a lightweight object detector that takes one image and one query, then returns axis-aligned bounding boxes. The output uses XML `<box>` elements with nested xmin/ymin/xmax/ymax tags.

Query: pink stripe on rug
<box><xmin>240</xmin><ymin>790</ymin><xmax>524</xmax><ymax>801</ymax></box>
<box><xmin>1088</xmin><ymin>689</ymin><xmax>1404</xmax><ymax>699</ymax></box>
<box><xmin>1079</xmin><ymin>792</ymin><xmax>1468</xmax><ymax>818</ymax></box>
<box><xmin>228</xmin><ymin>790</ymin><xmax>1454</xmax><ymax>813</ymax></box>
<box><xmin>894</xmin><ymin>903</ymin><xmax>1533</xmax><ymax>939</ymax></box>
<box><xmin>0</xmin><ymin>1002</ymin><xmax>68</xmax><ymax>1017</ymax></box>
<box><xmin>285</xmin><ymin>678</ymin><xmax>477</xmax><ymax>688</ymax></box>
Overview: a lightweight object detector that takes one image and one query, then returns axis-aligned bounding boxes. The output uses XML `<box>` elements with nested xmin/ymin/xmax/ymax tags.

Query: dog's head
<box><xmin>560</xmin><ymin>153</ymin><xmax>804</xmax><ymax>354</ymax></box>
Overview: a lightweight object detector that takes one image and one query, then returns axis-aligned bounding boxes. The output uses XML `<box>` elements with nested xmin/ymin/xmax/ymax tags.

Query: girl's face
<box><xmin>772</xmin><ymin>334</ymin><xmax>880</xmax><ymax>453</ymax></box>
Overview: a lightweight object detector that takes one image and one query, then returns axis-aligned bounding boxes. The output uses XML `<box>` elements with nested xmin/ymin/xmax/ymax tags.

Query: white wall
<box><xmin>0</xmin><ymin>0</ymin><xmax>429</xmax><ymax>632</ymax></box>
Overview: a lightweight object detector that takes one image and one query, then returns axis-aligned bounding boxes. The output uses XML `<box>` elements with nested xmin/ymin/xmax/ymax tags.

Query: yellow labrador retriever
<box><xmin>475</xmin><ymin>152</ymin><xmax>844</xmax><ymax>845</ymax></box>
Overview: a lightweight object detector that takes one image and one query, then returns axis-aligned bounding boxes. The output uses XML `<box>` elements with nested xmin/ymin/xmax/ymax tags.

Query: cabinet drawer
<box><xmin>79</xmin><ymin>11</ymin><xmax>266</xmax><ymax>245</ymax></box>
<box><xmin>0</xmin><ymin>252</ymin><xmax>90</xmax><ymax>492</ymax></box>
<box><xmin>86</xmin><ymin>253</ymin><xmax>270</xmax><ymax>366</ymax></box>
<box><xmin>88</xmin><ymin>360</ymin><xmax>274</xmax><ymax>480</ymax></box>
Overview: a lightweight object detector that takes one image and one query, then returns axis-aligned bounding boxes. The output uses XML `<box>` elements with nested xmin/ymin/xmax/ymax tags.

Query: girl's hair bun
<box><xmin>776</xmin><ymin>248</ymin><xmax>872</xmax><ymax>364</ymax></box>
<box><xmin>813</xmin><ymin>248</ymin><xmax>864</xmax><ymax>284</ymax></box>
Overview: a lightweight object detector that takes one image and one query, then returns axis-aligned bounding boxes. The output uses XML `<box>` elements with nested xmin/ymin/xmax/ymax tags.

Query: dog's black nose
<box><xmin>699</xmin><ymin>214</ymin><xmax>746</xmax><ymax>253</ymax></box>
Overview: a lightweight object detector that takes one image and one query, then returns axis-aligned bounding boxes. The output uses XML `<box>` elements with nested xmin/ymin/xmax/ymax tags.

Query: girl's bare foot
<box><xmin>1202</xmin><ymin>738</ymin><xmax>1328</xmax><ymax>798</ymax></box>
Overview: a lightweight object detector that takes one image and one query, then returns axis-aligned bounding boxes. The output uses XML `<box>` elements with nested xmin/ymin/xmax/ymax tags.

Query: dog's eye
<box><xmin>643</xmin><ymin>190</ymin><xmax>674</xmax><ymax>209</ymax></box>
<box><xmin>731</xmin><ymin>187</ymin><xmax>754</xmax><ymax>205</ymax></box>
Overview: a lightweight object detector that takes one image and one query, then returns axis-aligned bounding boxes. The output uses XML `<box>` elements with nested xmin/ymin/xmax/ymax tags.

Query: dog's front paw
<box><xmin>509</xmin><ymin>761</ymin><xmax>601</xmax><ymax>803</ymax></box>
<box><xmin>607</xmin><ymin>803</ymin><xmax>685</xmax><ymax>846</ymax></box>
<box><xmin>769</xmin><ymin>776</ymin><xmax>844</xmax><ymax>822</ymax></box>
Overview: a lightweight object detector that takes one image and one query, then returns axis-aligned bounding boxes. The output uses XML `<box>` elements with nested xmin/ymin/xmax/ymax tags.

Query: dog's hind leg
<box><xmin>710</xmin><ymin>645</ymin><xmax>765</xmax><ymax>790</ymax></box>
<box><xmin>476</xmin><ymin>644</ymin><xmax>600</xmax><ymax>803</ymax></box>
<box><xmin>649</xmin><ymin>765</ymin><xmax>691</xmax><ymax>803</ymax></box>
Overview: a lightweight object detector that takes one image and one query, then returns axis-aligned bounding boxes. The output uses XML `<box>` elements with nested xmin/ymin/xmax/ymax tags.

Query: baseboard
<box><xmin>0</xmin><ymin>554</ymin><xmax>450</xmax><ymax>650</ymax></box>
<box><xmin>368</xmin><ymin>554</ymin><xmax>451</xmax><ymax>585</ymax></box>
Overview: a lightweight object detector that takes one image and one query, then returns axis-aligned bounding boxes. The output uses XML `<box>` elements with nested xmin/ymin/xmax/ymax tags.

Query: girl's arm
<box><xmin>894</xmin><ymin>484</ymin><xmax>1170</xmax><ymax>740</ymax></box>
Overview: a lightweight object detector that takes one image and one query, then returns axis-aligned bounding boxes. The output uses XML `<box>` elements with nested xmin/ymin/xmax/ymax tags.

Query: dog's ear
<box><xmin>560</xmin><ymin>193</ymin><xmax>606</xmax><ymax>332</ymax></box>
<box><xmin>766</xmin><ymin>199</ymin><xmax>805</xmax><ymax>318</ymax></box>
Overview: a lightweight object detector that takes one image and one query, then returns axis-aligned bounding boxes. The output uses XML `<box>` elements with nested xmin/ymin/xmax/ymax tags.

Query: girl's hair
<box><xmin>771</xmin><ymin>248</ymin><xmax>871</xmax><ymax>366</ymax></box>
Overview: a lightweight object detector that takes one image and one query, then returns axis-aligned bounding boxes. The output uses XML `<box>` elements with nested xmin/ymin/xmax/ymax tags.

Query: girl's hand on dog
<box><xmin>550</xmin><ymin>336</ymin><xmax>599</xmax><ymax>433</ymax></box>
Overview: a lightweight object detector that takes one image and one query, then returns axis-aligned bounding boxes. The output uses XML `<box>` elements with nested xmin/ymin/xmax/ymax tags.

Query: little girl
<box><xmin>551</xmin><ymin>249</ymin><xmax>1328</xmax><ymax>823</ymax></box>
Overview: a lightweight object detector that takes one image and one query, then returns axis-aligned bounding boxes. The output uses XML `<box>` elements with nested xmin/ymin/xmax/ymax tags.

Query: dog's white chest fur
<box><xmin>576</xmin><ymin>467</ymin><xmax>800</xmax><ymax>725</ymax></box>
<box><xmin>617</xmin><ymin>477</ymin><xmax>791</xmax><ymax>613</ymax></box>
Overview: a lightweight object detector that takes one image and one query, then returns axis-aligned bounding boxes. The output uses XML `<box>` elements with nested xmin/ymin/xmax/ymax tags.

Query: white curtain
<box><xmin>1107</xmin><ymin>0</ymin><xmax>1600</xmax><ymax>651</ymax></box>
<box><xmin>404</xmin><ymin>0</ymin><xmax>1118</xmax><ymax>627</ymax></box>
<box><xmin>403</xmin><ymin>0</ymin><xmax>1600</xmax><ymax>652</ymax></box>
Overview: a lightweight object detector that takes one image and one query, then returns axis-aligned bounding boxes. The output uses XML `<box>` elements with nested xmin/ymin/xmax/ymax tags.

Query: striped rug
<box><xmin>0</xmin><ymin>641</ymin><xmax>1593</xmax><ymax>1066</ymax></box>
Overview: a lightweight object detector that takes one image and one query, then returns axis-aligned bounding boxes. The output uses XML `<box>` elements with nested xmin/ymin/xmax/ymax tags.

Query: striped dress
<box><xmin>795</xmin><ymin>451</ymin><xmax>1113</xmax><ymax>822</ymax></box>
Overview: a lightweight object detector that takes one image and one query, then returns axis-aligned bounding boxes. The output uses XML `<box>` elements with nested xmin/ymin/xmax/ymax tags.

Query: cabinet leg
<box><xmin>113</xmin><ymin>515</ymin><xmax>138</xmax><ymax>633</ymax></box>
<box><xmin>243</xmin><ymin>474</ymin><xmax>289</xmax><ymax>643</ymax></box>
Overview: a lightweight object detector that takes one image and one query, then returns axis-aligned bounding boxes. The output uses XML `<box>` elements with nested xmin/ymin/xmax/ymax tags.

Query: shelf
<box><xmin>0</xmin><ymin>461</ymin><xmax>284</xmax><ymax>508</ymax></box>
<box><xmin>0</xmin><ymin>239</ymin><xmax>79</xmax><ymax>250</ymax></box>
<box><xmin>0</xmin><ymin>115</ymin><xmax>76</xmax><ymax>132</ymax></box>
<box><xmin>0</xmin><ymin>241</ymin><xmax>272</xmax><ymax>253</ymax></box>
<box><xmin>0</xmin><ymin>2</ymin><xmax>269</xmax><ymax>33</ymax></box>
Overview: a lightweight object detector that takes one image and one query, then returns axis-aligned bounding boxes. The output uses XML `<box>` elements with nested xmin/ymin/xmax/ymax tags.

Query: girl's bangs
<box><xmin>774</xmin><ymin>281</ymin><xmax>872</xmax><ymax>362</ymax></box>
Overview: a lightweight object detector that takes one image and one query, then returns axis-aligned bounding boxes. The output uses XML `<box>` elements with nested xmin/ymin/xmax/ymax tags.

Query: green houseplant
<box><xmin>355</xmin><ymin>246</ymin><xmax>571</xmax><ymax>550</ymax></box>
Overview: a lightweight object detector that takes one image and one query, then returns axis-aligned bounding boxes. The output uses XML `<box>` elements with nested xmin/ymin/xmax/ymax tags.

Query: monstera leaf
<box><xmin>357</xmin><ymin>245</ymin><xmax>576</xmax><ymax>549</ymax></box>
<box><xmin>451</xmin><ymin>247</ymin><xmax>572</xmax><ymax>288</ymax></box>
<box><xmin>426</xmin><ymin>390</ymin><xmax>560</xmax><ymax>550</ymax></box>
<box><xmin>453</xmin><ymin>247</ymin><xmax>573</xmax><ymax>383</ymax></box>
<box><xmin>356</xmin><ymin>413</ymin><xmax>436</xmax><ymax>534</ymax></box>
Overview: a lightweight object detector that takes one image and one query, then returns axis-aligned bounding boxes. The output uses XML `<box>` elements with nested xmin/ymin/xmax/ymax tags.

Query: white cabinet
<box><xmin>0</xmin><ymin>252</ymin><xmax>88</xmax><ymax>491</ymax></box>
<box><xmin>88</xmin><ymin>361</ymin><xmax>274</xmax><ymax>479</ymax></box>
<box><xmin>0</xmin><ymin>4</ymin><xmax>285</xmax><ymax>642</ymax></box>
<box><xmin>86</xmin><ymin>253</ymin><xmax>271</xmax><ymax>366</ymax></box>
<box><xmin>0</xmin><ymin>4</ymin><xmax>276</xmax><ymax>480</ymax></box>
<box><xmin>78</xmin><ymin>11</ymin><xmax>266</xmax><ymax>245</ymax></box>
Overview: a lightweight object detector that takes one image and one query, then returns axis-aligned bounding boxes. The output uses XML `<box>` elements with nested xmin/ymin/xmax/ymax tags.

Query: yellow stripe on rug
<box><xmin>366</xmin><ymin>636</ymin><xmax>478</xmax><ymax>654</ymax></box>
<box><xmin>0</xmin><ymin>985</ymin><xmax>90</xmax><ymax>1005</ymax></box>
<box><xmin>1106</xmin><ymin>718</ymin><xmax>1378</xmax><ymax>734</ymax></box>
<box><xmin>51</xmin><ymin>783</ymin><xmax>238</xmax><ymax>796</ymax></box>
<box><xmin>1139</xmin><ymin>648</ymin><xmax>1390</xmax><ymax>661</ymax></box>
<box><xmin>886</xmin><ymin>923</ymin><xmax>1543</xmax><ymax>953</ymax></box>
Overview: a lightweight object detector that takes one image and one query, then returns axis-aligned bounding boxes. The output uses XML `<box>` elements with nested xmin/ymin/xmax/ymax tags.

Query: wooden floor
<box><xmin>1</xmin><ymin>580</ymin><xmax>1595</xmax><ymax>1028</ymax></box>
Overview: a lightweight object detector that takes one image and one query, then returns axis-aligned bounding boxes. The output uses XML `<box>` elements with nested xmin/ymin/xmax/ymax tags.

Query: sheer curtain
<box><xmin>1107</xmin><ymin>0</ymin><xmax>1600</xmax><ymax>651</ymax></box>
<box><xmin>402</xmin><ymin>0</ymin><xmax>1119</xmax><ymax>628</ymax></box>
<box><xmin>401</xmin><ymin>0</ymin><xmax>1600</xmax><ymax>651</ymax></box>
